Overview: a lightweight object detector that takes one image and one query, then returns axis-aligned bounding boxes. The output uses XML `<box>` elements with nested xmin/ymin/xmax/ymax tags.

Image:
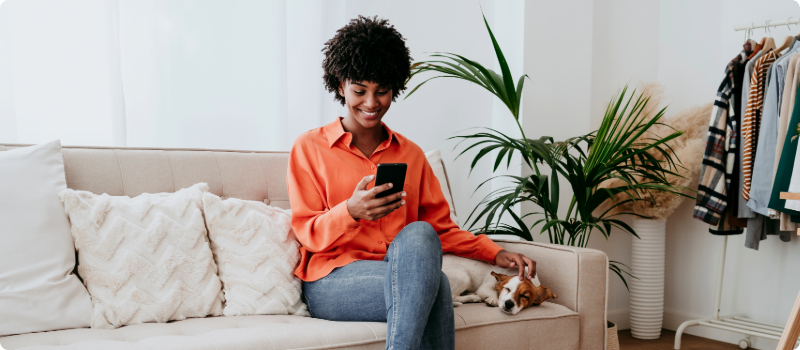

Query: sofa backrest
<box><xmin>0</xmin><ymin>144</ymin><xmax>291</xmax><ymax>209</ymax></box>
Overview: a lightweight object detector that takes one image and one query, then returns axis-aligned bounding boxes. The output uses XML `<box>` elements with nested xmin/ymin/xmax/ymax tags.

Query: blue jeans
<box><xmin>302</xmin><ymin>221</ymin><xmax>455</xmax><ymax>350</ymax></box>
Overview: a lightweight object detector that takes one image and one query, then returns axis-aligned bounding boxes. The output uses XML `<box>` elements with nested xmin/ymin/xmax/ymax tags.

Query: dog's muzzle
<box><xmin>502</xmin><ymin>300</ymin><xmax>514</xmax><ymax>311</ymax></box>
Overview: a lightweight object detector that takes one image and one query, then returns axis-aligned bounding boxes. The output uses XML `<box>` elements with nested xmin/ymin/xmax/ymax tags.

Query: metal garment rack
<box><xmin>673</xmin><ymin>19</ymin><xmax>800</xmax><ymax>350</ymax></box>
<box><xmin>673</xmin><ymin>237</ymin><xmax>798</xmax><ymax>349</ymax></box>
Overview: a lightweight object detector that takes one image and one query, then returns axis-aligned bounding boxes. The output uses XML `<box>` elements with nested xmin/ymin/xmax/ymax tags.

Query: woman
<box><xmin>287</xmin><ymin>15</ymin><xmax>536</xmax><ymax>350</ymax></box>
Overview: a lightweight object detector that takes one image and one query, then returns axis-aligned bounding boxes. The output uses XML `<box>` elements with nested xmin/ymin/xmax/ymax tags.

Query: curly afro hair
<box><xmin>322</xmin><ymin>15</ymin><xmax>412</xmax><ymax>105</ymax></box>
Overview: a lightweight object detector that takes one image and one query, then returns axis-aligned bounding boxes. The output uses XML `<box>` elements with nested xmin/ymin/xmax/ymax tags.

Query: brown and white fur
<box><xmin>442</xmin><ymin>254</ymin><xmax>557</xmax><ymax>315</ymax></box>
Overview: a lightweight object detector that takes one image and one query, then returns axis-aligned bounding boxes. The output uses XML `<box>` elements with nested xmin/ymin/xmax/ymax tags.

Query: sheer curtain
<box><xmin>0</xmin><ymin>0</ymin><xmax>345</xmax><ymax>150</ymax></box>
<box><xmin>0</xmin><ymin>0</ymin><xmax>127</xmax><ymax>146</ymax></box>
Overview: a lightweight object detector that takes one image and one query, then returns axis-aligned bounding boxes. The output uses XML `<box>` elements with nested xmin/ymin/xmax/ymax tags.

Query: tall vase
<box><xmin>629</xmin><ymin>218</ymin><xmax>666</xmax><ymax>339</ymax></box>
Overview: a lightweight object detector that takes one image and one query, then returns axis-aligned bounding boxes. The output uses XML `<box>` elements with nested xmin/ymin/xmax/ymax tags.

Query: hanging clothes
<box><xmin>741</xmin><ymin>46</ymin><xmax>771</xmax><ymax>250</ymax></box>
<box><xmin>766</xmin><ymin>55</ymin><xmax>800</xmax><ymax>231</ymax></box>
<box><xmin>767</xmin><ymin>56</ymin><xmax>800</xmax><ymax>228</ymax></box>
<box><xmin>728</xmin><ymin>40</ymin><xmax>758</xmax><ymax>226</ymax></box>
<box><xmin>742</xmin><ymin>50</ymin><xmax>779</xmax><ymax>200</ymax></box>
<box><xmin>747</xmin><ymin>41</ymin><xmax>800</xmax><ymax>215</ymax></box>
<box><xmin>694</xmin><ymin>42</ymin><xmax>752</xmax><ymax>234</ymax></box>
<box><xmin>744</xmin><ymin>40</ymin><xmax>800</xmax><ymax>249</ymax></box>
<box><xmin>737</xmin><ymin>45</ymin><xmax>763</xmax><ymax>219</ymax></box>
<box><xmin>784</xmin><ymin>88</ymin><xmax>800</xmax><ymax>213</ymax></box>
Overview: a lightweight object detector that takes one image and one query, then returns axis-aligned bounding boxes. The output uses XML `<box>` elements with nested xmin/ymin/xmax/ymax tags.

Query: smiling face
<box><xmin>339</xmin><ymin>80</ymin><xmax>392</xmax><ymax>129</ymax></box>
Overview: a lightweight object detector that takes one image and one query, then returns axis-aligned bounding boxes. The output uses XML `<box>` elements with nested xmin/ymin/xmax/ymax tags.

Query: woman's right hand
<box><xmin>347</xmin><ymin>175</ymin><xmax>406</xmax><ymax>221</ymax></box>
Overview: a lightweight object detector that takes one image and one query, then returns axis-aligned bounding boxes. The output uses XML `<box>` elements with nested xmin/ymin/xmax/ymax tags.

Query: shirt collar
<box><xmin>323</xmin><ymin>117</ymin><xmax>402</xmax><ymax>148</ymax></box>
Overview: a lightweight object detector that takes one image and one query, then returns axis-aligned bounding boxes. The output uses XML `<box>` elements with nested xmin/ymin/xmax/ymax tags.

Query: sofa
<box><xmin>0</xmin><ymin>144</ymin><xmax>609</xmax><ymax>350</ymax></box>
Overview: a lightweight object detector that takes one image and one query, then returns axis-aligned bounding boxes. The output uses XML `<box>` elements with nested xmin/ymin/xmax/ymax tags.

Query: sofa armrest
<box><xmin>493</xmin><ymin>239</ymin><xmax>608</xmax><ymax>350</ymax></box>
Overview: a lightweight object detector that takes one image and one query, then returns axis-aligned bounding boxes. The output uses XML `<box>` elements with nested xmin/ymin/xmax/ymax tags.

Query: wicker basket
<box><xmin>607</xmin><ymin>321</ymin><xmax>620</xmax><ymax>350</ymax></box>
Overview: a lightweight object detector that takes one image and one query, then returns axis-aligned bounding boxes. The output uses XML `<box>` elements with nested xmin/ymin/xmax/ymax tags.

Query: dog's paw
<box><xmin>484</xmin><ymin>296</ymin><xmax>499</xmax><ymax>307</ymax></box>
<box><xmin>452</xmin><ymin>301</ymin><xmax>463</xmax><ymax>307</ymax></box>
<box><xmin>454</xmin><ymin>294</ymin><xmax>483</xmax><ymax>304</ymax></box>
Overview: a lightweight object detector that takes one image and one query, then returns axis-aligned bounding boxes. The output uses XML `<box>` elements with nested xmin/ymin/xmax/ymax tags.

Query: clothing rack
<box><xmin>674</xmin><ymin>19</ymin><xmax>800</xmax><ymax>350</ymax></box>
<box><xmin>734</xmin><ymin>18</ymin><xmax>800</xmax><ymax>32</ymax></box>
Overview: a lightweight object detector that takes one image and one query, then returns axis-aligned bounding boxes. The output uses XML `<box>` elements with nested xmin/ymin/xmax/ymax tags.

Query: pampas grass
<box><xmin>602</xmin><ymin>82</ymin><xmax>709</xmax><ymax>220</ymax></box>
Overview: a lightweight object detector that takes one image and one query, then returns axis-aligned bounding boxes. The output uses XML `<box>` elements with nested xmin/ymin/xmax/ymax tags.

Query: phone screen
<box><xmin>375</xmin><ymin>163</ymin><xmax>407</xmax><ymax>200</ymax></box>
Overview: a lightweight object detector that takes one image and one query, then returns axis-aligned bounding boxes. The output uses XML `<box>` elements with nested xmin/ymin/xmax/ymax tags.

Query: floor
<box><xmin>618</xmin><ymin>329</ymin><xmax>750</xmax><ymax>350</ymax></box>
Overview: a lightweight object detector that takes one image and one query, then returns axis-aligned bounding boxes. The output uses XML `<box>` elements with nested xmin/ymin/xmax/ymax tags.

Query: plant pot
<box><xmin>629</xmin><ymin>217</ymin><xmax>666</xmax><ymax>339</ymax></box>
<box><xmin>607</xmin><ymin>321</ymin><xmax>620</xmax><ymax>350</ymax></box>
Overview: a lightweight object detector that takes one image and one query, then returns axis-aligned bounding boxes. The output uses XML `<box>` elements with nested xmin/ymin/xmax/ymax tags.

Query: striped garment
<box><xmin>741</xmin><ymin>50</ymin><xmax>779</xmax><ymax>200</ymax></box>
<box><xmin>694</xmin><ymin>46</ymin><xmax>751</xmax><ymax>234</ymax></box>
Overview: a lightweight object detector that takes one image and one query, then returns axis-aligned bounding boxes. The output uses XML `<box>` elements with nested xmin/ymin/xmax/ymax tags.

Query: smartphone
<box><xmin>374</xmin><ymin>163</ymin><xmax>407</xmax><ymax>201</ymax></box>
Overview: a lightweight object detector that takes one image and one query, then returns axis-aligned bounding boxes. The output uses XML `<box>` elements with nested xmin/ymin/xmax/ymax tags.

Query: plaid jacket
<box><xmin>694</xmin><ymin>46</ymin><xmax>751</xmax><ymax>234</ymax></box>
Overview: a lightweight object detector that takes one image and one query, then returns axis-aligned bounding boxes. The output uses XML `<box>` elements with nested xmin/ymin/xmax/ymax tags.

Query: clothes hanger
<box><xmin>744</xmin><ymin>28</ymin><xmax>757</xmax><ymax>46</ymax></box>
<box><xmin>776</xmin><ymin>18</ymin><xmax>795</xmax><ymax>53</ymax></box>
<box><xmin>747</xmin><ymin>28</ymin><xmax>757</xmax><ymax>49</ymax></box>
<box><xmin>762</xmin><ymin>20</ymin><xmax>777</xmax><ymax>53</ymax></box>
<box><xmin>749</xmin><ymin>23</ymin><xmax>766</xmax><ymax>59</ymax></box>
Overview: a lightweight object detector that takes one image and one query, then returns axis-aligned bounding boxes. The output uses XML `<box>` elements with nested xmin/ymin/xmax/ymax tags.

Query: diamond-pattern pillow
<box><xmin>202</xmin><ymin>192</ymin><xmax>309</xmax><ymax>317</ymax></box>
<box><xmin>59</xmin><ymin>183</ymin><xmax>224</xmax><ymax>329</ymax></box>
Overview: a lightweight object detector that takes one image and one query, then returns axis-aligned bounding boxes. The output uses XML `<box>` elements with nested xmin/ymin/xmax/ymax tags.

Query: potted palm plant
<box><xmin>405</xmin><ymin>13</ymin><xmax>693</xmax><ymax>345</ymax></box>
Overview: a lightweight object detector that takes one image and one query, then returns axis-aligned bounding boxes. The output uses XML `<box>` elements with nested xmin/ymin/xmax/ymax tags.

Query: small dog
<box><xmin>442</xmin><ymin>254</ymin><xmax>557</xmax><ymax>315</ymax></box>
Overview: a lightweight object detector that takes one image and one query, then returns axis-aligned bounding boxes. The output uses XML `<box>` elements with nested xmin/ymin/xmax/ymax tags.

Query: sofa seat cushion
<box><xmin>0</xmin><ymin>302</ymin><xmax>578</xmax><ymax>350</ymax></box>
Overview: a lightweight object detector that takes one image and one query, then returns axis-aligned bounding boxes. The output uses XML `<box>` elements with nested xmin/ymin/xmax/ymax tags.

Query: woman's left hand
<box><xmin>494</xmin><ymin>250</ymin><xmax>536</xmax><ymax>280</ymax></box>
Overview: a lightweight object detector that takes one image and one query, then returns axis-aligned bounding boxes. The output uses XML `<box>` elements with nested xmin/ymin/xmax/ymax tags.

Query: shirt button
<box><xmin>371</xmin><ymin>165</ymin><xmax>375</xmax><ymax>169</ymax></box>
<box><xmin>378</xmin><ymin>240</ymin><xmax>383</xmax><ymax>244</ymax></box>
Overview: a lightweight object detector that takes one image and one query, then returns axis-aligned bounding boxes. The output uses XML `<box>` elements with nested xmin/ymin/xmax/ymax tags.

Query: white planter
<box><xmin>629</xmin><ymin>218</ymin><xmax>666</xmax><ymax>339</ymax></box>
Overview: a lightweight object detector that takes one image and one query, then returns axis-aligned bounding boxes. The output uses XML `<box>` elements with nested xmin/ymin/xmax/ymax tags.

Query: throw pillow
<box><xmin>0</xmin><ymin>140</ymin><xmax>93</xmax><ymax>336</ymax></box>
<box><xmin>425</xmin><ymin>149</ymin><xmax>459</xmax><ymax>226</ymax></box>
<box><xmin>59</xmin><ymin>183</ymin><xmax>224</xmax><ymax>329</ymax></box>
<box><xmin>202</xmin><ymin>192</ymin><xmax>310</xmax><ymax>317</ymax></box>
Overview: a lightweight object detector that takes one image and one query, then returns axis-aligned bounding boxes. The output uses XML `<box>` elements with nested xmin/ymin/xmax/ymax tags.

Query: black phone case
<box><xmin>375</xmin><ymin>163</ymin><xmax>407</xmax><ymax>199</ymax></box>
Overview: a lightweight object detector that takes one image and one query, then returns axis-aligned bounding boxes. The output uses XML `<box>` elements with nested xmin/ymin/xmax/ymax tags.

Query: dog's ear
<box><xmin>533</xmin><ymin>286</ymin><xmax>558</xmax><ymax>305</ymax></box>
<box><xmin>491</xmin><ymin>271</ymin><xmax>508</xmax><ymax>281</ymax></box>
<box><xmin>492</xmin><ymin>272</ymin><xmax>508</xmax><ymax>293</ymax></box>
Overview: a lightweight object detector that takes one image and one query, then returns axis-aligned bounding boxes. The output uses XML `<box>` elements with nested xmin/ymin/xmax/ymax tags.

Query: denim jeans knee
<box><xmin>394</xmin><ymin>221</ymin><xmax>441</xmax><ymax>252</ymax></box>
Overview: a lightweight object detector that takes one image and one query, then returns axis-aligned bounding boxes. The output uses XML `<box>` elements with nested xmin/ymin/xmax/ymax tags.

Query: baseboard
<box><xmin>606</xmin><ymin>309</ymin><xmax>779</xmax><ymax>349</ymax></box>
<box><xmin>607</xmin><ymin>309</ymin><xmax>630</xmax><ymax>331</ymax></box>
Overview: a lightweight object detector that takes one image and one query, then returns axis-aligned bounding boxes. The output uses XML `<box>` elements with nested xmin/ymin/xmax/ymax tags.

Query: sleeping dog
<box><xmin>442</xmin><ymin>254</ymin><xmax>557</xmax><ymax>315</ymax></box>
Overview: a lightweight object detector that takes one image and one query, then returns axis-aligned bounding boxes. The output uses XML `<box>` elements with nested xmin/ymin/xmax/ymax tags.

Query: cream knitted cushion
<box><xmin>202</xmin><ymin>192</ymin><xmax>309</xmax><ymax>317</ymax></box>
<box><xmin>59</xmin><ymin>183</ymin><xmax>224</xmax><ymax>329</ymax></box>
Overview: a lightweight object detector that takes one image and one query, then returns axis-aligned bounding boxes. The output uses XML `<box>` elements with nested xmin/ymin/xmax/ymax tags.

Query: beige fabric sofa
<box><xmin>0</xmin><ymin>144</ymin><xmax>609</xmax><ymax>350</ymax></box>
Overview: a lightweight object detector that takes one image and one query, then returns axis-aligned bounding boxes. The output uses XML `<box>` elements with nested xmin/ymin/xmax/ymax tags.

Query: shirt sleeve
<box><xmin>418</xmin><ymin>158</ymin><xmax>503</xmax><ymax>263</ymax></box>
<box><xmin>287</xmin><ymin>139</ymin><xmax>363</xmax><ymax>253</ymax></box>
<box><xmin>694</xmin><ymin>77</ymin><xmax>732</xmax><ymax>226</ymax></box>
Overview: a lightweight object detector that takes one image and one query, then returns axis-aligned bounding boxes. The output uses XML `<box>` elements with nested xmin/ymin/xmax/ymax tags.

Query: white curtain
<box><xmin>0</xmin><ymin>0</ymin><xmax>345</xmax><ymax>150</ymax></box>
<box><xmin>0</xmin><ymin>0</ymin><xmax>127</xmax><ymax>146</ymax></box>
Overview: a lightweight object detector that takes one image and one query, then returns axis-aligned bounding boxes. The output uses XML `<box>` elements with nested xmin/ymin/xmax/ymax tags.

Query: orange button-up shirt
<box><xmin>288</xmin><ymin>117</ymin><xmax>504</xmax><ymax>282</ymax></box>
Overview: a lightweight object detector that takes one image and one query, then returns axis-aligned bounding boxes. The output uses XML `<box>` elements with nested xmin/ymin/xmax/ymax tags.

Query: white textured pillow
<box><xmin>0</xmin><ymin>141</ymin><xmax>93</xmax><ymax>336</ymax></box>
<box><xmin>425</xmin><ymin>149</ymin><xmax>459</xmax><ymax>226</ymax></box>
<box><xmin>59</xmin><ymin>183</ymin><xmax>224</xmax><ymax>329</ymax></box>
<box><xmin>202</xmin><ymin>192</ymin><xmax>310</xmax><ymax>317</ymax></box>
